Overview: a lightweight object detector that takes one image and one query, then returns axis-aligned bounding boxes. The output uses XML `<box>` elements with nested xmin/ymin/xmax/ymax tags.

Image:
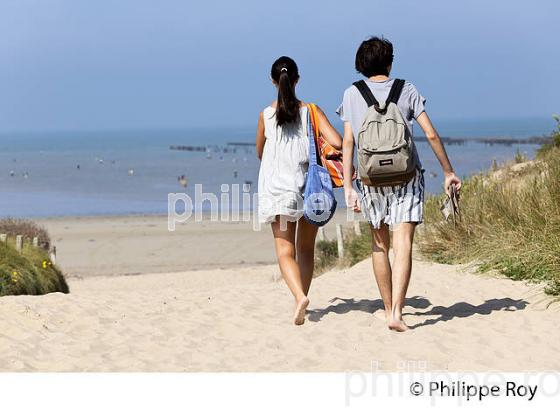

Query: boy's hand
<box><xmin>444</xmin><ymin>172</ymin><xmax>462</xmax><ymax>196</ymax></box>
<box><xmin>345</xmin><ymin>187</ymin><xmax>361</xmax><ymax>213</ymax></box>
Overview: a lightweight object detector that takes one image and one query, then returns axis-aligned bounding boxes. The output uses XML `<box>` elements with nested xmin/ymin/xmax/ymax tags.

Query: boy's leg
<box><xmin>389</xmin><ymin>222</ymin><xmax>416</xmax><ymax>331</ymax></box>
<box><xmin>295</xmin><ymin>218</ymin><xmax>318</xmax><ymax>296</ymax></box>
<box><xmin>370</xmin><ymin>224</ymin><xmax>392</xmax><ymax>320</ymax></box>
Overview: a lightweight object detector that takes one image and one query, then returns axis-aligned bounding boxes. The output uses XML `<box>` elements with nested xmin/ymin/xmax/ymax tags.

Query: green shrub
<box><xmin>0</xmin><ymin>241</ymin><xmax>69</xmax><ymax>296</ymax></box>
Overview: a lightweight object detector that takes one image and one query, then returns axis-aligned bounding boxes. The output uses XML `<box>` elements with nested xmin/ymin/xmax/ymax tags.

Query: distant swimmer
<box><xmin>77</xmin><ymin>164</ymin><xmax>81</xmax><ymax>170</ymax></box>
<box><xmin>9</xmin><ymin>170</ymin><xmax>15</xmax><ymax>177</ymax></box>
<box><xmin>233</xmin><ymin>170</ymin><xmax>238</xmax><ymax>178</ymax></box>
<box><xmin>243</xmin><ymin>180</ymin><xmax>252</xmax><ymax>191</ymax></box>
<box><xmin>178</xmin><ymin>175</ymin><xmax>188</xmax><ymax>188</ymax></box>
<box><xmin>429</xmin><ymin>171</ymin><xmax>438</xmax><ymax>178</ymax></box>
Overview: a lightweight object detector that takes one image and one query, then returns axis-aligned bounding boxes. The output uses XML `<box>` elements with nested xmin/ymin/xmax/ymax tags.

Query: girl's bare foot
<box><xmin>293</xmin><ymin>296</ymin><xmax>309</xmax><ymax>325</ymax></box>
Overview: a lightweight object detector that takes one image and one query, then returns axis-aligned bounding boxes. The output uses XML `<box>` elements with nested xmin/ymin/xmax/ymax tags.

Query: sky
<box><xmin>0</xmin><ymin>0</ymin><xmax>559</xmax><ymax>133</ymax></box>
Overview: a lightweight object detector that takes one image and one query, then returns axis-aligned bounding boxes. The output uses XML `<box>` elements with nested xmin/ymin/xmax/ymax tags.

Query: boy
<box><xmin>338</xmin><ymin>37</ymin><xmax>461</xmax><ymax>331</ymax></box>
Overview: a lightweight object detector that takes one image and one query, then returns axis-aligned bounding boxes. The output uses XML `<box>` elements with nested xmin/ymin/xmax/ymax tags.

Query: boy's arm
<box><xmin>342</xmin><ymin>122</ymin><xmax>361</xmax><ymax>212</ymax></box>
<box><xmin>416</xmin><ymin>112</ymin><xmax>461</xmax><ymax>194</ymax></box>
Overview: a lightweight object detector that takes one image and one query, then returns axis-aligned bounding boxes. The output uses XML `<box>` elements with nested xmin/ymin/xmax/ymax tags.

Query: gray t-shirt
<box><xmin>336</xmin><ymin>78</ymin><xmax>426</xmax><ymax>139</ymax></box>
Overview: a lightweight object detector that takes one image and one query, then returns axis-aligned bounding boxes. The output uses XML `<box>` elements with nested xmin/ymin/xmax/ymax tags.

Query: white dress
<box><xmin>258</xmin><ymin>106</ymin><xmax>309</xmax><ymax>224</ymax></box>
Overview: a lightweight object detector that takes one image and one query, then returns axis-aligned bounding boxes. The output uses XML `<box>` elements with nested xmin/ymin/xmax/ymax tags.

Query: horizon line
<box><xmin>0</xmin><ymin>115</ymin><xmax>556</xmax><ymax>137</ymax></box>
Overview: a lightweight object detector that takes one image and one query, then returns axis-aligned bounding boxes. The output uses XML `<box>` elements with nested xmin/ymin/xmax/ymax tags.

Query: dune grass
<box><xmin>315</xmin><ymin>223</ymin><xmax>372</xmax><ymax>274</ymax></box>
<box><xmin>0</xmin><ymin>242</ymin><xmax>69</xmax><ymax>296</ymax></box>
<box><xmin>314</xmin><ymin>239</ymin><xmax>339</xmax><ymax>273</ymax></box>
<box><xmin>0</xmin><ymin>219</ymin><xmax>69</xmax><ymax>296</ymax></box>
<box><xmin>418</xmin><ymin>140</ymin><xmax>560</xmax><ymax>295</ymax></box>
<box><xmin>537</xmin><ymin>114</ymin><xmax>560</xmax><ymax>155</ymax></box>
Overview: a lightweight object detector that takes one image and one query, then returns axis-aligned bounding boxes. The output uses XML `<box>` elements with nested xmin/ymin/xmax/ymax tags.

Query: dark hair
<box><xmin>355</xmin><ymin>36</ymin><xmax>394</xmax><ymax>77</ymax></box>
<box><xmin>270</xmin><ymin>56</ymin><xmax>300</xmax><ymax>126</ymax></box>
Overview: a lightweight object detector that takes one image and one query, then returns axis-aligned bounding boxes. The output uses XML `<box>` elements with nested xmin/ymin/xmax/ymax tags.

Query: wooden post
<box><xmin>0</xmin><ymin>233</ymin><xmax>6</xmax><ymax>243</ymax></box>
<box><xmin>15</xmin><ymin>235</ymin><xmax>23</xmax><ymax>253</ymax></box>
<box><xmin>271</xmin><ymin>270</ymin><xmax>282</xmax><ymax>282</ymax></box>
<box><xmin>317</xmin><ymin>227</ymin><xmax>326</xmax><ymax>242</ymax></box>
<box><xmin>32</xmin><ymin>237</ymin><xmax>39</xmax><ymax>247</ymax></box>
<box><xmin>336</xmin><ymin>224</ymin><xmax>344</xmax><ymax>259</ymax></box>
<box><xmin>49</xmin><ymin>246</ymin><xmax>57</xmax><ymax>266</ymax></box>
<box><xmin>353</xmin><ymin>220</ymin><xmax>362</xmax><ymax>236</ymax></box>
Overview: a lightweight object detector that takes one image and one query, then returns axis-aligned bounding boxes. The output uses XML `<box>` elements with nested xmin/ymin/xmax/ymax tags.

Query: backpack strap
<box><xmin>353</xmin><ymin>80</ymin><xmax>379</xmax><ymax>108</ymax></box>
<box><xmin>386</xmin><ymin>79</ymin><xmax>405</xmax><ymax>105</ymax></box>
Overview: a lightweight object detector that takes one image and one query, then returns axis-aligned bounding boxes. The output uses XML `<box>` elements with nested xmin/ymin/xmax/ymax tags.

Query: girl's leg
<box><xmin>389</xmin><ymin>222</ymin><xmax>416</xmax><ymax>332</ymax></box>
<box><xmin>370</xmin><ymin>224</ymin><xmax>393</xmax><ymax>322</ymax></box>
<box><xmin>295</xmin><ymin>218</ymin><xmax>318</xmax><ymax>296</ymax></box>
<box><xmin>271</xmin><ymin>216</ymin><xmax>309</xmax><ymax>325</ymax></box>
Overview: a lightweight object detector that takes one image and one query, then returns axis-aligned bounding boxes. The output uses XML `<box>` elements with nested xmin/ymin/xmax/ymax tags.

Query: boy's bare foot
<box><xmin>293</xmin><ymin>296</ymin><xmax>310</xmax><ymax>326</ymax></box>
<box><xmin>388</xmin><ymin>318</ymin><xmax>409</xmax><ymax>332</ymax></box>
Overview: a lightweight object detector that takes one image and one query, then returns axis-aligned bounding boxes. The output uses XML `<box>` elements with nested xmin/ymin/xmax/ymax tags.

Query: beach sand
<box><xmin>0</xmin><ymin>242</ymin><xmax>558</xmax><ymax>371</ymax></box>
<box><xmin>36</xmin><ymin>211</ymin><xmax>352</xmax><ymax>277</ymax></box>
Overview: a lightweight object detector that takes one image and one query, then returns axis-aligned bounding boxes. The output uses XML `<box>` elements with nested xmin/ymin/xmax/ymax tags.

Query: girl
<box><xmin>256</xmin><ymin>56</ymin><xmax>342</xmax><ymax>326</ymax></box>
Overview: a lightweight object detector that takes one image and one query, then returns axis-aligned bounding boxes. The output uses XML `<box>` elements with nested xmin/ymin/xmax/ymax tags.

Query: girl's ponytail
<box><xmin>270</xmin><ymin>56</ymin><xmax>300</xmax><ymax>126</ymax></box>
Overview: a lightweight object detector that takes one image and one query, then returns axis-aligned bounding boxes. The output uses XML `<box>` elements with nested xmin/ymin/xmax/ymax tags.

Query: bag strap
<box><xmin>307</xmin><ymin>103</ymin><xmax>324</xmax><ymax>166</ymax></box>
<box><xmin>307</xmin><ymin>109</ymin><xmax>318</xmax><ymax>166</ymax></box>
<box><xmin>386</xmin><ymin>78</ymin><xmax>405</xmax><ymax>105</ymax></box>
<box><xmin>353</xmin><ymin>80</ymin><xmax>379</xmax><ymax>108</ymax></box>
<box><xmin>308</xmin><ymin>103</ymin><xmax>320</xmax><ymax>137</ymax></box>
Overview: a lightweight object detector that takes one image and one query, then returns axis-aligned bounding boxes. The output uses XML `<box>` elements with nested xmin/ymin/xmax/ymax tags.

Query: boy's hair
<box><xmin>355</xmin><ymin>36</ymin><xmax>394</xmax><ymax>77</ymax></box>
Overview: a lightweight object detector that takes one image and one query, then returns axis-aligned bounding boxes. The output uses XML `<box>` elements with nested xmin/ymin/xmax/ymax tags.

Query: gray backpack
<box><xmin>353</xmin><ymin>79</ymin><xmax>419</xmax><ymax>186</ymax></box>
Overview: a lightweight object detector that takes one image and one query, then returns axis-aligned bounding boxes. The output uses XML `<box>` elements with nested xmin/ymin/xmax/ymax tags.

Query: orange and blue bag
<box><xmin>307</xmin><ymin>103</ymin><xmax>356</xmax><ymax>188</ymax></box>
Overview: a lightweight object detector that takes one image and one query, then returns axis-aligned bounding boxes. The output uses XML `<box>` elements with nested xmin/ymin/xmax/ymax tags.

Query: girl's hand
<box><xmin>345</xmin><ymin>188</ymin><xmax>361</xmax><ymax>213</ymax></box>
<box><xmin>444</xmin><ymin>172</ymin><xmax>462</xmax><ymax>196</ymax></box>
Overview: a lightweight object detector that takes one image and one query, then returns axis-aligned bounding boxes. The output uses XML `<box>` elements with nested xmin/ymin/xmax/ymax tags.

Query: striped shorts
<box><xmin>357</xmin><ymin>169</ymin><xmax>425</xmax><ymax>230</ymax></box>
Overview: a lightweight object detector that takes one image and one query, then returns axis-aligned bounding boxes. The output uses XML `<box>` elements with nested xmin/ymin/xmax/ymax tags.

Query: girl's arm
<box><xmin>315</xmin><ymin>106</ymin><xmax>342</xmax><ymax>150</ymax></box>
<box><xmin>256</xmin><ymin>111</ymin><xmax>265</xmax><ymax>160</ymax></box>
<box><xmin>342</xmin><ymin>122</ymin><xmax>361</xmax><ymax>212</ymax></box>
<box><xmin>416</xmin><ymin>112</ymin><xmax>461</xmax><ymax>194</ymax></box>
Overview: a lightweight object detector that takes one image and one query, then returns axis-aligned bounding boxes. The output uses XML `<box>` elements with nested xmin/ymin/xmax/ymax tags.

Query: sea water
<box><xmin>0</xmin><ymin>117</ymin><xmax>553</xmax><ymax>217</ymax></box>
